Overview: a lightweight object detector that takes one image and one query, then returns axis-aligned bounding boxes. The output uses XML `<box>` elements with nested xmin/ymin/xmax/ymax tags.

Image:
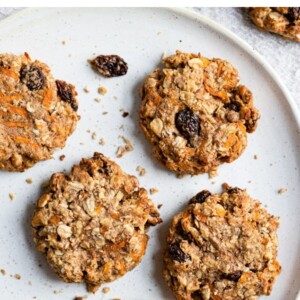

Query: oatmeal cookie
<box><xmin>163</xmin><ymin>184</ymin><xmax>281</xmax><ymax>300</ymax></box>
<box><xmin>139</xmin><ymin>51</ymin><xmax>259</xmax><ymax>175</ymax></box>
<box><xmin>248</xmin><ymin>7</ymin><xmax>300</xmax><ymax>42</ymax></box>
<box><xmin>0</xmin><ymin>53</ymin><xmax>79</xmax><ymax>171</ymax></box>
<box><xmin>31</xmin><ymin>152</ymin><xmax>161</xmax><ymax>293</ymax></box>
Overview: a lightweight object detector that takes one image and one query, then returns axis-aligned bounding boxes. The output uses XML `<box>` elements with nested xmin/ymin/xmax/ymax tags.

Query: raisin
<box><xmin>175</xmin><ymin>108</ymin><xmax>200</xmax><ymax>140</ymax></box>
<box><xmin>227</xmin><ymin>187</ymin><xmax>243</xmax><ymax>194</ymax></box>
<box><xmin>56</xmin><ymin>80</ymin><xmax>78</xmax><ymax>111</ymax></box>
<box><xmin>224</xmin><ymin>101</ymin><xmax>241</xmax><ymax>112</ymax></box>
<box><xmin>287</xmin><ymin>7</ymin><xmax>300</xmax><ymax>22</ymax></box>
<box><xmin>176</xmin><ymin>222</ymin><xmax>191</xmax><ymax>241</ymax></box>
<box><xmin>169</xmin><ymin>240</ymin><xmax>191</xmax><ymax>263</ymax></box>
<box><xmin>222</xmin><ymin>270</ymin><xmax>242</xmax><ymax>282</ymax></box>
<box><xmin>189</xmin><ymin>190</ymin><xmax>211</xmax><ymax>204</ymax></box>
<box><xmin>90</xmin><ymin>55</ymin><xmax>128</xmax><ymax>77</ymax></box>
<box><xmin>191</xmin><ymin>291</ymin><xmax>203</xmax><ymax>299</ymax></box>
<box><xmin>20</xmin><ymin>65</ymin><xmax>45</xmax><ymax>91</ymax></box>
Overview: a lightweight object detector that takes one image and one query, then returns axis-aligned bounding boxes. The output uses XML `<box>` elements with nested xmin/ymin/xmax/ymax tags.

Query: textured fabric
<box><xmin>0</xmin><ymin>7</ymin><xmax>299</xmax><ymax>110</ymax></box>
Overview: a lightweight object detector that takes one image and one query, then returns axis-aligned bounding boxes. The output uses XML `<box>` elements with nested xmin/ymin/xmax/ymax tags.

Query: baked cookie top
<box><xmin>139</xmin><ymin>51</ymin><xmax>259</xmax><ymax>175</ymax></box>
<box><xmin>0</xmin><ymin>53</ymin><xmax>79</xmax><ymax>171</ymax></box>
<box><xmin>248</xmin><ymin>7</ymin><xmax>300</xmax><ymax>42</ymax></box>
<box><xmin>163</xmin><ymin>184</ymin><xmax>281</xmax><ymax>300</ymax></box>
<box><xmin>31</xmin><ymin>152</ymin><xmax>162</xmax><ymax>293</ymax></box>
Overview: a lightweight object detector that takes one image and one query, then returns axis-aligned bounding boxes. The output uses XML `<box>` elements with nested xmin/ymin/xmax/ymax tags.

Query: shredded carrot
<box><xmin>130</xmin><ymin>235</ymin><xmax>148</xmax><ymax>262</ymax></box>
<box><xmin>42</xmin><ymin>88</ymin><xmax>53</xmax><ymax>108</ymax></box>
<box><xmin>201</xmin><ymin>57</ymin><xmax>210</xmax><ymax>68</ymax></box>
<box><xmin>6</xmin><ymin>104</ymin><xmax>29</xmax><ymax>118</ymax></box>
<box><xmin>0</xmin><ymin>93</ymin><xmax>22</xmax><ymax>103</ymax></box>
<box><xmin>1</xmin><ymin>121</ymin><xmax>28</xmax><ymax>128</ymax></box>
<box><xmin>103</xmin><ymin>262</ymin><xmax>112</xmax><ymax>276</ymax></box>
<box><xmin>13</xmin><ymin>136</ymin><xmax>38</xmax><ymax>148</ymax></box>
<box><xmin>49</xmin><ymin>215</ymin><xmax>61</xmax><ymax>224</ymax></box>
<box><xmin>0</xmin><ymin>67</ymin><xmax>18</xmax><ymax>80</ymax></box>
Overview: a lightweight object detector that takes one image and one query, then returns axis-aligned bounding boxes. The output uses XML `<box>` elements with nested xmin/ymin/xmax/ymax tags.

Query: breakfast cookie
<box><xmin>163</xmin><ymin>184</ymin><xmax>281</xmax><ymax>300</ymax></box>
<box><xmin>31</xmin><ymin>152</ymin><xmax>161</xmax><ymax>293</ymax></box>
<box><xmin>139</xmin><ymin>51</ymin><xmax>259</xmax><ymax>176</ymax></box>
<box><xmin>248</xmin><ymin>7</ymin><xmax>300</xmax><ymax>42</ymax></box>
<box><xmin>0</xmin><ymin>53</ymin><xmax>79</xmax><ymax>171</ymax></box>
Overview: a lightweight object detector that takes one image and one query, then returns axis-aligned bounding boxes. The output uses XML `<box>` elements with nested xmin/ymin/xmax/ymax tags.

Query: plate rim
<box><xmin>0</xmin><ymin>7</ymin><xmax>299</xmax><ymax>300</ymax></box>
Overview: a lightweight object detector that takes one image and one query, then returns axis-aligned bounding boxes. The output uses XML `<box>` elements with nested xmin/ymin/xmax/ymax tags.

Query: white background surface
<box><xmin>0</xmin><ymin>7</ymin><xmax>299</xmax><ymax>300</ymax></box>
<box><xmin>1</xmin><ymin>7</ymin><xmax>299</xmax><ymax>112</ymax></box>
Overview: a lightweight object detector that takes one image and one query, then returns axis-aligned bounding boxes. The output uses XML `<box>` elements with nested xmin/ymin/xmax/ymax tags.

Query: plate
<box><xmin>0</xmin><ymin>8</ymin><xmax>299</xmax><ymax>300</ymax></box>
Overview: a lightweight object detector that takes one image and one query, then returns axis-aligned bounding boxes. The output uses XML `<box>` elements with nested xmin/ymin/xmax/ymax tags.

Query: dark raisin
<box><xmin>227</xmin><ymin>187</ymin><xmax>243</xmax><ymax>194</ymax></box>
<box><xmin>122</xmin><ymin>112</ymin><xmax>129</xmax><ymax>118</ymax></box>
<box><xmin>287</xmin><ymin>7</ymin><xmax>300</xmax><ymax>22</ymax></box>
<box><xmin>176</xmin><ymin>222</ymin><xmax>191</xmax><ymax>241</ymax></box>
<box><xmin>20</xmin><ymin>65</ymin><xmax>45</xmax><ymax>90</ymax></box>
<box><xmin>169</xmin><ymin>240</ymin><xmax>191</xmax><ymax>263</ymax></box>
<box><xmin>56</xmin><ymin>80</ymin><xmax>78</xmax><ymax>111</ymax></box>
<box><xmin>191</xmin><ymin>291</ymin><xmax>203</xmax><ymax>299</ymax></box>
<box><xmin>222</xmin><ymin>270</ymin><xmax>242</xmax><ymax>282</ymax></box>
<box><xmin>189</xmin><ymin>190</ymin><xmax>211</xmax><ymax>204</ymax></box>
<box><xmin>224</xmin><ymin>101</ymin><xmax>241</xmax><ymax>112</ymax></box>
<box><xmin>175</xmin><ymin>108</ymin><xmax>200</xmax><ymax>140</ymax></box>
<box><xmin>90</xmin><ymin>55</ymin><xmax>128</xmax><ymax>77</ymax></box>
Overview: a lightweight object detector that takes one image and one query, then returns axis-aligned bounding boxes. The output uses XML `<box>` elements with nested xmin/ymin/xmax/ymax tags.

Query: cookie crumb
<box><xmin>116</xmin><ymin>136</ymin><xmax>134</xmax><ymax>158</ymax></box>
<box><xmin>0</xmin><ymin>269</ymin><xmax>6</xmax><ymax>276</ymax></box>
<box><xmin>99</xmin><ymin>138</ymin><xmax>105</xmax><ymax>145</ymax></box>
<box><xmin>26</xmin><ymin>178</ymin><xmax>33</xmax><ymax>184</ymax></box>
<box><xmin>61</xmin><ymin>40</ymin><xmax>66</xmax><ymax>45</ymax></box>
<box><xmin>150</xmin><ymin>188</ymin><xmax>159</xmax><ymax>195</ymax></box>
<box><xmin>136</xmin><ymin>165</ymin><xmax>146</xmax><ymax>176</ymax></box>
<box><xmin>14</xmin><ymin>274</ymin><xmax>21</xmax><ymax>280</ymax></box>
<box><xmin>102</xmin><ymin>287</ymin><xmax>110</xmax><ymax>294</ymax></box>
<box><xmin>208</xmin><ymin>170</ymin><xmax>218</xmax><ymax>178</ymax></box>
<box><xmin>59</xmin><ymin>155</ymin><xmax>66</xmax><ymax>161</ymax></box>
<box><xmin>91</xmin><ymin>132</ymin><xmax>97</xmax><ymax>140</ymax></box>
<box><xmin>9</xmin><ymin>192</ymin><xmax>15</xmax><ymax>200</ymax></box>
<box><xmin>157</xmin><ymin>204</ymin><xmax>163</xmax><ymax>209</ymax></box>
<box><xmin>94</xmin><ymin>98</ymin><xmax>101</xmax><ymax>103</ymax></box>
<box><xmin>122</xmin><ymin>112</ymin><xmax>129</xmax><ymax>118</ymax></box>
<box><xmin>278</xmin><ymin>188</ymin><xmax>287</xmax><ymax>194</ymax></box>
<box><xmin>98</xmin><ymin>86</ymin><xmax>107</xmax><ymax>95</ymax></box>
<box><xmin>83</xmin><ymin>86</ymin><xmax>90</xmax><ymax>93</ymax></box>
<box><xmin>102</xmin><ymin>111</ymin><xmax>108</xmax><ymax>115</ymax></box>
<box><xmin>254</xmin><ymin>154</ymin><xmax>258</xmax><ymax>160</ymax></box>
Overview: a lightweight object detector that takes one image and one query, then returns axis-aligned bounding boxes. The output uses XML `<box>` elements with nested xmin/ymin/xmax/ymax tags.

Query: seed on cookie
<box><xmin>139</xmin><ymin>51</ymin><xmax>260</xmax><ymax>175</ymax></box>
<box><xmin>163</xmin><ymin>184</ymin><xmax>281</xmax><ymax>300</ymax></box>
<box><xmin>0</xmin><ymin>53</ymin><xmax>79</xmax><ymax>171</ymax></box>
<box><xmin>31</xmin><ymin>152</ymin><xmax>162</xmax><ymax>293</ymax></box>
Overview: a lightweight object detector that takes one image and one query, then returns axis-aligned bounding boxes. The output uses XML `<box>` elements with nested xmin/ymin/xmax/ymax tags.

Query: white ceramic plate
<box><xmin>0</xmin><ymin>8</ymin><xmax>299</xmax><ymax>300</ymax></box>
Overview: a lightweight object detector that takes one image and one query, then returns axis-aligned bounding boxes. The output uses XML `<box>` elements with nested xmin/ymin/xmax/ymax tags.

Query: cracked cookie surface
<box><xmin>0</xmin><ymin>53</ymin><xmax>79</xmax><ymax>171</ymax></box>
<box><xmin>139</xmin><ymin>51</ymin><xmax>259</xmax><ymax>176</ymax></box>
<box><xmin>31</xmin><ymin>152</ymin><xmax>161</xmax><ymax>293</ymax></box>
<box><xmin>163</xmin><ymin>184</ymin><xmax>281</xmax><ymax>300</ymax></box>
<box><xmin>248</xmin><ymin>7</ymin><xmax>300</xmax><ymax>42</ymax></box>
